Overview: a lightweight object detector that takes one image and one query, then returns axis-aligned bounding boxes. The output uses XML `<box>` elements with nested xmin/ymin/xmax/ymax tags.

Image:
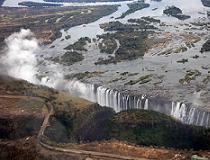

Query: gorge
<box><xmin>67</xmin><ymin>80</ymin><xmax>210</xmax><ymax>128</ymax></box>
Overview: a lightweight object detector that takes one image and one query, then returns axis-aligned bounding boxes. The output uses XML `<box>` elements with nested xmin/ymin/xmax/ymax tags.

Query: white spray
<box><xmin>1</xmin><ymin>29</ymin><xmax>38</xmax><ymax>83</ymax></box>
<box><xmin>0</xmin><ymin>29</ymin><xmax>65</xmax><ymax>89</ymax></box>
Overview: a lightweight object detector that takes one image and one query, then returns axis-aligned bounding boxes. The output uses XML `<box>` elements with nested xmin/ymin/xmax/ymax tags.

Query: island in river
<box><xmin>1</xmin><ymin>0</ymin><xmax>210</xmax><ymax>160</ymax></box>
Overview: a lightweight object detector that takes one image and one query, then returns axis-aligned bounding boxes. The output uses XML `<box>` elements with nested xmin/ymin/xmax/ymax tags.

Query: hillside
<box><xmin>0</xmin><ymin>75</ymin><xmax>210</xmax><ymax>159</ymax></box>
<box><xmin>108</xmin><ymin>110</ymin><xmax>210</xmax><ymax>149</ymax></box>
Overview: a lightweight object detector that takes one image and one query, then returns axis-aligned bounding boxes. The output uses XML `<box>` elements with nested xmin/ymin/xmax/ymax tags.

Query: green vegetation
<box><xmin>107</xmin><ymin>110</ymin><xmax>210</xmax><ymax>150</ymax></box>
<box><xmin>95</xmin><ymin>31</ymin><xmax>148</xmax><ymax>65</ymax></box>
<box><xmin>117</xmin><ymin>0</ymin><xmax>150</xmax><ymax>19</ymax></box>
<box><xmin>64</xmin><ymin>37</ymin><xmax>91</xmax><ymax>51</ymax></box>
<box><xmin>95</xmin><ymin>56</ymin><xmax>118</xmax><ymax>65</ymax></box>
<box><xmin>96</xmin><ymin>17</ymin><xmax>159</xmax><ymax>65</ymax></box>
<box><xmin>53</xmin><ymin>37</ymin><xmax>92</xmax><ymax>65</ymax></box>
<box><xmin>49</xmin><ymin>105</ymin><xmax>210</xmax><ymax>150</ymax></box>
<box><xmin>100</xmin><ymin>19</ymin><xmax>157</xmax><ymax>32</ymax></box>
<box><xmin>48</xmin><ymin>104</ymin><xmax>115</xmax><ymax>143</ymax></box>
<box><xmin>100</xmin><ymin>21</ymin><xmax>137</xmax><ymax>32</ymax></box>
<box><xmin>64</xmin><ymin>71</ymin><xmax>104</xmax><ymax>80</ymax></box>
<box><xmin>52</xmin><ymin>51</ymin><xmax>84</xmax><ymax>66</ymax></box>
<box><xmin>108</xmin><ymin>77</ymin><xmax>126</xmax><ymax>83</ymax></box>
<box><xmin>179</xmin><ymin>70</ymin><xmax>201</xmax><ymax>84</ymax></box>
<box><xmin>141</xmin><ymin>16</ymin><xmax>161</xmax><ymax>23</ymax></box>
<box><xmin>6</xmin><ymin>75</ymin><xmax>207</xmax><ymax>151</ymax></box>
<box><xmin>127</xmin><ymin>17</ymin><xmax>160</xmax><ymax>28</ymax></box>
<box><xmin>128</xmin><ymin>19</ymin><xmax>158</xmax><ymax>30</ymax></box>
<box><xmin>18</xmin><ymin>1</ymin><xmax>63</xmax><ymax>7</ymax></box>
<box><xmin>114</xmin><ymin>31</ymin><xmax>148</xmax><ymax>60</ymax></box>
<box><xmin>98</xmin><ymin>37</ymin><xmax>118</xmax><ymax>54</ymax></box>
<box><xmin>163</xmin><ymin>6</ymin><xmax>191</xmax><ymax>20</ymax></box>
<box><xmin>125</xmin><ymin>74</ymin><xmax>152</xmax><ymax>85</ymax></box>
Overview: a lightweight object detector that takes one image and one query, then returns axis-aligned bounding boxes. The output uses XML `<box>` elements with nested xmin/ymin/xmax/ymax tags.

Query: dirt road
<box><xmin>0</xmin><ymin>94</ymin><xmax>148</xmax><ymax>160</ymax></box>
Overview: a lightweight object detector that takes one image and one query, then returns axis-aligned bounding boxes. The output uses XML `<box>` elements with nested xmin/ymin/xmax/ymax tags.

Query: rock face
<box><xmin>163</xmin><ymin>6</ymin><xmax>191</xmax><ymax>20</ymax></box>
<box><xmin>201</xmin><ymin>0</ymin><xmax>210</xmax><ymax>7</ymax></box>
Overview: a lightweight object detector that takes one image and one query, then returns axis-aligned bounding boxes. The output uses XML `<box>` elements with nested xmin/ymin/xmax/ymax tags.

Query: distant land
<box><xmin>44</xmin><ymin>0</ymin><xmax>131</xmax><ymax>3</ymax></box>
<box><xmin>18</xmin><ymin>1</ymin><xmax>63</xmax><ymax>7</ymax></box>
<box><xmin>0</xmin><ymin>5</ymin><xmax>118</xmax><ymax>47</ymax></box>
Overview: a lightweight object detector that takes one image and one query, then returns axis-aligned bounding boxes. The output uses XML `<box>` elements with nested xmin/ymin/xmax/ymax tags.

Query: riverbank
<box><xmin>1</xmin><ymin>75</ymin><xmax>209</xmax><ymax>160</ymax></box>
<box><xmin>0</xmin><ymin>5</ymin><xmax>118</xmax><ymax>48</ymax></box>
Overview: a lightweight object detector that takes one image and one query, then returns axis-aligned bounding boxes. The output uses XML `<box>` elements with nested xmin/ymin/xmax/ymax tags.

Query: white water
<box><xmin>2</xmin><ymin>0</ymin><xmax>132</xmax><ymax>7</ymax></box>
<box><xmin>66</xmin><ymin>80</ymin><xmax>210</xmax><ymax>128</ymax></box>
<box><xmin>2</xmin><ymin>0</ymin><xmax>210</xmax><ymax>128</ymax></box>
<box><xmin>0</xmin><ymin>29</ymin><xmax>39</xmax><ymax>84</ymax></box>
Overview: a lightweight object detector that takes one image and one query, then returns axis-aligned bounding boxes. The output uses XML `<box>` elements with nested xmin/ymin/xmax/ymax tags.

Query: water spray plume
<box><xmin>1</xmin><ymin>29</ymin><xmax>39</xmax><ymax>83</ymax></box>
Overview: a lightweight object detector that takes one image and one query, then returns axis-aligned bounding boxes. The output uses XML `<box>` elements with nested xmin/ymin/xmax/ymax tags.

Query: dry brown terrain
<box><xmin>75</xmin><ymin>140</ymin><xmax>210</xmax><ymax>160</ymax></box>
<box><xmin>0</xmin><ymin>5</ymin><xmax>118</xmax><ymax>48</ymax></box>
<box><xmin>0</xmin><ymin>75</ymin><xmax>209</xmax><ymax>160</ymax></box>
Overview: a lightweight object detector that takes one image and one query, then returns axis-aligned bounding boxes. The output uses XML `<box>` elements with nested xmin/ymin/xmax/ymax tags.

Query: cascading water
<box><xmin>66</xmin><ymin>80</ymin><xmax>210</xmax><ymax>128</ymax></box>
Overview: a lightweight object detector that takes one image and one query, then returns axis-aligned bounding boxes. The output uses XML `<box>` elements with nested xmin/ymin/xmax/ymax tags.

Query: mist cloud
<box><xmin>1</xmin><ymin>29</ymin><xmax>39</xmax><ymax>83</ymax></box>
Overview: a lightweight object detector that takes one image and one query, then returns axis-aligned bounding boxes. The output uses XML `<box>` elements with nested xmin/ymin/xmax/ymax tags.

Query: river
<box><xmin>3</xmin><ymin>0</ymin><xmax>210</xmax><ymax>127</ymax></box>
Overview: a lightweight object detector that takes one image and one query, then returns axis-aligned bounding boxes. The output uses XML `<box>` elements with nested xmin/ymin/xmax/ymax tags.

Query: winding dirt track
<box><xmin>0</xmin><ymin>94</ymin><xmax>148</xmax><ymax>160</ymax></box>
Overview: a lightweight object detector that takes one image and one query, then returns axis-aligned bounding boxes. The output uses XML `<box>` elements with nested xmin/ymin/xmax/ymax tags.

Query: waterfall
<box><xmin>66</xmin><ymin>80</ymin><xmax>210</xmax><ymax>128</ymax></box>
<box><xmin>144</xmin><ymin>99</ymin><xmax>149</xmax><ymax>110</ymax></box>
<box><xmin>171</xmin><ymin>102</ymin><xmax>187</xmax><ymax>122</ymax></box>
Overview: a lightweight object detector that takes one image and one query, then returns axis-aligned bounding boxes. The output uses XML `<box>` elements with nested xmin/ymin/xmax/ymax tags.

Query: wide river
<box><xmin>3</xmin><ymin>0</ymin><xmax>210</xmax><ymax>127</ymax></box>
